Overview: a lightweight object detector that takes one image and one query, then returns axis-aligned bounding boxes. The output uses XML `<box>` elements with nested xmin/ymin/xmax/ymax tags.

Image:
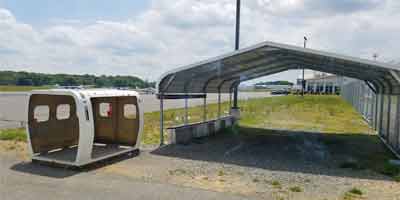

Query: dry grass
<box><xmin>143</xmin><ymin>95</ymin><xmax>374</xmax><ymax>144</ymax></box>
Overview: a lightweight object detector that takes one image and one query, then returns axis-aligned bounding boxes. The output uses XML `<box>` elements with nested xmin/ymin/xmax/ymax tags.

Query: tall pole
<box><xmin>233</xmin><ymin>0</ymin><xmax>241</xmax><ymax>108</ymax></box>
<box><xmin>235</xmin><ymin>0</ymin><xmax>241</xmax><ymax>51</ymax></box>
<box><xmin>160</xmin><ymin>94</ymin><xmax>164</xmax><ymax>146</ymax></box>
<box><xmin>302</xmin><ymin>36</ymin><xmax>307</xmax><ymax>97</ymax></box>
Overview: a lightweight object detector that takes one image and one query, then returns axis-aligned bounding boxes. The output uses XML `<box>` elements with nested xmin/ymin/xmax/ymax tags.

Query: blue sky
<box><xmin>0</xmin><ymin>0</ymin><xmax>399</xmax><ymax>83</ymax></box>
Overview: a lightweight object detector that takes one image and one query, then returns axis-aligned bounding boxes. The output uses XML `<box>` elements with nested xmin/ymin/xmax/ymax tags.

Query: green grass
<box><xmin>143</xmin><ymin>95</ymin><xmax>373</xmax><ymax>144</ymax></box>
<box><xmin>348</xmin><ymin>188</ymin><xmax>363</xmax><ymax>195</ymax></box>
<box><xmin>394</xmin><ymin>174</ymin><xmax>400</xmax><ymax>182</ymax></box>
<box><xmin>343</xmin><ymin>188</ymin><xmax>364</xmax><ymax>200</ymax></box>
<box><xmin>1</xmin><ymin>95</ymin><xmax>371</xmax><ymax>145</ymax></box>
<box><xmin>218</xmin><ymin>170</ymin><xmax>226</xmax><ymax>176</ymax></box>
<box><xmin>289</xmin><ymin>186</ymin><xmax>302</xmax><ymax>192</ymax></box>
<box><xmin>379</xmin><ymin>162</ymin><xmax>400</xmax><ymax>177</ymax></box>
<box><xmin>239</xmin><ymin>95</ymin><xmax>373</xmax><ymax>134</ymax></box>
<box><xmin>0</xmin><ymin>95</ymin><xmax>372</xmax><ymax>145</ymax></box>
<box><xmin>0</xmin><ymin>128</ymin><xmax>26</xmax><ymax>141</ymax></box>
<box><xmin>0</xmin><ymin>85</ymin><xmax>52</xmax><ymax>92</ymax></box>
<box><xmin>270</xmin><ymin>180</ymin><xmax>282</xmax><ymax>189</ymax></box>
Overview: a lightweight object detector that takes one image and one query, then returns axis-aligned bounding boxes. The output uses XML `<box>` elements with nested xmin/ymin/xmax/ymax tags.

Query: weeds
<box><xmin>394</xmin><ymin>174</ymin><xmax>400</xmax><ymax>182</ymax></box>
<box><xmin>270</xmin><ymin>180</ymin><xmax>282</xmax><ymax>189</ymax></box>
<box><xmin>289</xmin><ymin>186</ymin><xmax>302</xmax><ymax>193</ymax></box>
<box><xmin>168</xmin><ymin>169</ymin><xmax>187</xmax><ymax>176</ymax></box>
<box><xmin>252</xmin><ymin>178</ymin><xmax>260</xmax><ymax>183</ymax></box>
<box><xmin>217</xmin><ymin>170</ymin><xmax>226</xmax><ymax>176</ymax></box>
<box><xmin>379</xmin><ymin>163</ymin><xmax>400</xmax><ymax>176</ymax></box>
<box><xmin>0</xmin><ymin>128</ymin><xmax>26</xmax><ymax>142</ymax></box>
<box><xmin>348</xmin><ymin>188</ymin><xmax>363</xmax><ymax>195</ymax></box>
<box><xmin>343</xmin><ymin>188</ymin><xmax>363</xmax><ymax>200</ymax></box>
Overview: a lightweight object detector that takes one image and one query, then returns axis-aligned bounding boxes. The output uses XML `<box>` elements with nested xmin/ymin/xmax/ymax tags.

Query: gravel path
<box><xmin>1</xmin><ymin>127</ymin><xmax>399</xmax><ymax>200</ymax></box>
<box><xmin>0</xmin><ymin>141</ymin><xmax>258</xmax><ymax>200</ymax></box>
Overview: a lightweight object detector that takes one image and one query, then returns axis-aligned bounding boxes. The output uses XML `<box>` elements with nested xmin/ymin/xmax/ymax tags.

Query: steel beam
<box><xmin>160</xmin><ymin>94</ymin><xmax>164</xmax><ymax>146</ymax></box>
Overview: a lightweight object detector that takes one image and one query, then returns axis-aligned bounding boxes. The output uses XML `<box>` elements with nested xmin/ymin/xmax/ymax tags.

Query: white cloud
<box><xmin>0</xmin><ymin>8</ymin><xmax>15</xmax><ymax>22</ymax></box>
<box><xmin>0</xmin><ymin>1</ymin><xmax>399</xmax><ymax>83</ymax></box>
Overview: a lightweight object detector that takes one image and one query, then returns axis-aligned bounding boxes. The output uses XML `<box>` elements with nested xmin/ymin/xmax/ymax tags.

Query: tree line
<box><xmin>0</xmin><ymin>71</ymin><xmax>155</xmax><ymax>88</ymax></box>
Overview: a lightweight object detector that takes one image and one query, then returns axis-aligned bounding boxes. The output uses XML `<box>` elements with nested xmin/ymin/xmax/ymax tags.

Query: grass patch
<box><xmin>0</xmin><ymin>128</ymin><xmax>26</xmax><ymax>141</ymax></box>
<box><xmin>0</xmin><ymin>85</ymin><xmax>52</xmax><ymax>92</ymax></box>
<box><xmin>394</xmin><ymin>174</ymin><xmax>400</xmax><ymax>182</ymax></box>
<box><xmin>348</xmin><ymin>188</ymin><xmax>363</xmax><ymax>195</ymax></box>
<box><xmin>168</xmin><ymin>168</ymin><xmax>187</xmax><ymax>176</ymax></box>
<box><xmin>289</xmin><ymin>186</ymin><xmax>302</xmax><ymax>192</ymax></box>
<box><xmin>379</xmin><ymin>163</ymin><xmax>400</xmax><ymax>176</ymax></box>
<box><xmin>142</xmin><ymin>95</ymin><xmax>374</xmax><ymax>144</ymax></box>
<box><xmin>252</xmin><ymin>178</ymin><xmax>260</xmax><ymax>183</ymax></box>
<box><xmin>0</xmin><ymin>95</ymin><xmax>373</xmax><ymax>145</ymax></box>
<box><xmin>239</xmin><ymin>95</ymin><xmax>373</xmax><ymax>134</ymax></box>
<box><xmin>217</xmin><ymin>170</ymin><xmax>226</xmax><ymax>176</ymax></box>
<box><xmin>270</xmin><ymin>180</ymin><xmax>282</xmax><ymax>189</ymax></box>
<box><xmin>343</xmin><ymin>188</ymin><xmax>364</xmax><ymax>200</ymax></box>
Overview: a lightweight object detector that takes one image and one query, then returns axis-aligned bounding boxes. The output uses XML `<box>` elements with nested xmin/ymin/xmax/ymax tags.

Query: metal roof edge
<box><xmin>157</xmin><ymin>40</ymin><xmax>400</xmax><ymax>92</ymax></box>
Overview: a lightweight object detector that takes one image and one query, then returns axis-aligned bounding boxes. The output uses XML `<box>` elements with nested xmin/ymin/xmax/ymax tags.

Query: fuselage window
<box><xmin>56</xmin><ymin>104</ymin><xmax>71</xmax><ymax>120</ymax></box>
<box><xmin>34</xmin><ymin>106</ymin><xmax>50</xmax><ymax>122</ymax></box>
<box><xmin>124</xmin><ymin>104</ymin><xmax>137</xmax><ymax>119</ymax></box>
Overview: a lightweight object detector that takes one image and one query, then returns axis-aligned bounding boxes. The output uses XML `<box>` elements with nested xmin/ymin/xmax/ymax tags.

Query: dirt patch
<box><xmin>0</xmin><ymin>140</ymin><xmax>29</xmax><ymax>160</ymax></box>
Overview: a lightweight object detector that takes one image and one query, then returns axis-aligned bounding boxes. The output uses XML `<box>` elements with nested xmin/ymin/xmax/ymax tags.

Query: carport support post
<box><xmin>218</xmin><ymin>90</ymin><xmax>222</xmax><ymax>118</ymax></box>
<box><xmin>160</xmin><ymin>94</ymin><xmax>164</xmax><ymax>146</ymax></box>
<box><xmin>184</xmin><ymin>95</ymin><xmax>189</xmax><ymax>125</ymax></box>
<box><xmin>203</xmin><ymin>96</ymin><xmax>207</xmax><ymax>122</ymax></box>
<box><xmin>229</xmin><ymin>91</ymin><xmax>232</xmax><ymax>114</ymax></box>
<box><xmin>374</xmin><ymin>93</ymin><xmax>378</xmax><ymax>129</ymax></box>
<box><xmin>232</xmin><ymin>0</ymin><xmax>240</xmax><ymax>110</ymax></box>
<box><xmin>233</xmin><ymin>87</ymin><xmax>238</xmax><ymax>108</ymax></box>
<box><xmin>379</xmin><ymin>93</ymin><xmax>384</xmax><ymax>135</ymax></box>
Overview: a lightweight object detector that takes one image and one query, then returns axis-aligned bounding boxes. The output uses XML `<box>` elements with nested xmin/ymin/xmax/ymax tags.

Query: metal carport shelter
<box><xmin>157</xmin><ymin>41</ymin><xmax>400</xmax><ymax>156</ymax></box>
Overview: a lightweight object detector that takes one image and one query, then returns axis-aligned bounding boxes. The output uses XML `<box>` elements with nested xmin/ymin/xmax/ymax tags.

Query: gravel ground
<box><xmin>1</xmin><ymin>129</ymin><xmax>399</xmax><ymax>200</ymax></box>
<box><xmin>0</xmin><ymin>141</ymin><xmax>257</xmax><ymax>200</ymax></box>
<box><xmin>105</xmin><ymin>130</ymin><xmax>400</xmax><ymax>200</ymax></box>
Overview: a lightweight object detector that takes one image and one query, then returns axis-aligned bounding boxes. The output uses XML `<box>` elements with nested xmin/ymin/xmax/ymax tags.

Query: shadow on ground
<box><xmin>10</xmin><ymin>151</ymin><xmax>139</xmax><ymax>178</ymax></box>
<box><xmin>152</xmin><ymin>126</ymin><xmax>397</xmax><ymax>181</ymax></box>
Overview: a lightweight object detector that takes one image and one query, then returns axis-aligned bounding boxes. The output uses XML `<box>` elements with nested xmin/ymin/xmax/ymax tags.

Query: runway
<box><xmin>0</xmin><ymin>91</ymin><xmax>271</xmax><ymax>129</ymax></box>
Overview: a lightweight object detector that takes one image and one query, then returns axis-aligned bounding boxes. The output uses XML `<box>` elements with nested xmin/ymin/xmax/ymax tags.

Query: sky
<box><xmin>0</xmin><ymin>0</ymin><xmax>399</xmax><ymax>84</ymax></box>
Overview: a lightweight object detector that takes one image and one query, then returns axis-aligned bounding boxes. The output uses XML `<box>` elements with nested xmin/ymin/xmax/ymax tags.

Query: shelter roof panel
<box><xmin>158</xmin><ymin>41</ymin><xmax>400</xmax><ymax>94</ymax></box>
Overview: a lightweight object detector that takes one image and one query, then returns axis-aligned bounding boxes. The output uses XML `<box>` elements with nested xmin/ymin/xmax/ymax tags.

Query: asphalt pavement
<box><xmin>0</xmin><ymin>151</ymin><xmax>258</xmax><ymax>200</ymax></box>
<box><xmin>0</xmin><ymin>91</ymin><xmax>271</xmax><ymax>129</ymax></box>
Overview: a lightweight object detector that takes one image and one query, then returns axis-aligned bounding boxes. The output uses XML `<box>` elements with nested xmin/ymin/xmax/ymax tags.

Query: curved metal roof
<box><xmin>158</xmin><ymin>41</ymin><xmax>400</xmax><ymax>94</ymax></box>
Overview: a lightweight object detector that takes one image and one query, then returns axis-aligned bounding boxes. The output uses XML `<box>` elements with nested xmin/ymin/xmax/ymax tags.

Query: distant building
<box><xmin>302</xmin><ymin>75</ymin><xmax>349</xmax><ymax>94</ymax></box>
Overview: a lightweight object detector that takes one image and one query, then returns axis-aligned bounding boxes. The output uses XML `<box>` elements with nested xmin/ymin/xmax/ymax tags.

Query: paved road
<box><xmin>0</xmin><ymin>152</ymin><xmax>257</xmax><ymax>200</ymax></box>
<box><xmin>0</xmin><ymin>92</ymin><xmax>271</xmax><ymax>129</ymax></box>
